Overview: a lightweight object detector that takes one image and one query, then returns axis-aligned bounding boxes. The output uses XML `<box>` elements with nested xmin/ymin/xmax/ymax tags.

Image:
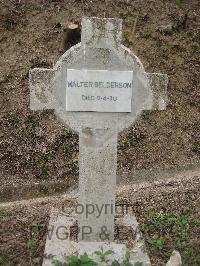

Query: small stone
<box><xmin>157</xmin><ymin>24</ymin><xmax>174</xmax><ymax>35</ymax></box>
<box><xmin>33</xmin><ymin>257</ymin><xmax>41</xmax><ymax>264</ymax></box>
<box><xmin>166</xmin><ymin>250</ymin><xmax>182</xmax><ymax>266</ymax></box>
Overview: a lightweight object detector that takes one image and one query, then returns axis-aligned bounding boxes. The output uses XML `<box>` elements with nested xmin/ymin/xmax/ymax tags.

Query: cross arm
<box><xmin>29</xmin><ymin>68</ymin><xmax>56</xmax><ymax>110</ymax></box>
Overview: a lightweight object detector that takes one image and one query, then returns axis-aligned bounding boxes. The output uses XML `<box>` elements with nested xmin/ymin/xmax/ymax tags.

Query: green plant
<box><xmin>26</xmin><ymin>115</ymin><xmax>39</xmax><ymax>128</ymax></box>
<box><xmin>95</xmin><ymin>248</ymin><xmax>114</xmax><ymax>262</ymax></box>
<box><xmin>68</xmin><ymin>253</ymin><xmax>97</xmax><ymax>265</ymax></box>
<box><xmin>19</xmin><ymin>129</ymin><xmax>29</xmax><ymax>140</ymax></box>
<box><xmin>32</xmin><ymin>223</ymin><xmax>45</xmax><ymax>233</ymax></box>
<box><xmin>53</xmin><ymin>260</ymin><xmax>67</xmax><ymax>266</ymax></box>
<box><xmin>42</xmin><ymin>166</ymin><xmax>50</xmax><ymax>178</ymax></box>
<box><xmin>55</xmin><ymin>250</ymin><xmax>143</xmax><ymax>266</ymax></box>
<box><xmin>122</xmin><ymin>130</ymin><xmax>143</xmax><ymax>148</ymax></box>
<box><xmin>134</xmin><ymin>262</ymin><xmax>143</xmax><ymax>266</ymax></box>
<box><xmin>123</xmin><ymin>31</ymin><xmax>133</xmax><ymax>47</ymax></box>
<box><xmin>148</xmin><ymin>238</ymin><xmax>166</xmax><ymax>251</ymax></box>
<box><xmin>56</xmin><ymin>11</ymin><xmax>67</xmax><ymax>30</ymax></box>
<box><xmin>132</xmin><ymin>131</ymin><xmax>142</xmax><ymax>144</ymax></box>
<box><xmin>0</xmin><ymin>256</ymin><xmax>13</xmax><ymax>266</ymax></box>
<box><xmin>35</xmin><ymin>151</ymin><xmax>54</xmax><ymax>163</ymax></box>
<box><xmin>65</xmin><ymin>146</ymin><xmax>74</xmax><ymax>159</ymax></box>
<box><xmin>123</xmin><ymin>250</ymin><xmax>132</xmax><ymax>266</ymax></box>
<box><xmin>191</xmin><ymin>43</ymin><xmax>200</xmax><ymax>54</ymax></box>
<box><xmin>27</xmin><ymin>238</ymin><xmax>37</xmax><ymax>250</ymax></box>
<box><xmin>182</xmin><ymin>240</ymin><xmax>200</xmax><ymax>265</ymax></box>
<box><xmin>7</xmin><ymin>262</ymin><xmax>14</xmax><ymax>266</ymax></box>
<box><xmin>2</xmin><ymin>10</ymin><xmax>16</xmax><ymax>30</ymax></box>
<box><xmin>145</xmin><ymin>209</ymin><xmax>190</xmax><ymax>235</ymax></box>
<box><xmin>63</xmin><ymin>129</ymin><xmax>72</xmax><ymax>138</ymax></box>
<box><xmin>0</xmin><ymin>207</ymin><xmax>11</xmax><ymax>218</ymax></box>
<box><xmin>28</xmin><ymin>223</ymin><xmax>45</xmax><ymax>263</ymax></box>
<box><xmin>27</xmin><ymin>238</ymin><xmax>37</xmax><ymax>265</ymax></box>
<box><xmin>192</xmin><ymin>142</ymin><xmax>200</xmax><ymax>154</ymax></box>
<box><xmin>111</xmin><ymin>260</ymin><xmax>120</xmax><ymax>266</ymax></box>
<box><xmin>176</xmin><ymin>0</ymin><xmax>183</xmax><ymax>8</ymax></box>
<box><xmin>141</xmin><ymin>209</ymin><xmax>200</xmax><ymax>264</ymax></box>
<box><xmin>122</xmin><ymin>251</ymin><xmax>143</xmax><ymax>266</ymax></box>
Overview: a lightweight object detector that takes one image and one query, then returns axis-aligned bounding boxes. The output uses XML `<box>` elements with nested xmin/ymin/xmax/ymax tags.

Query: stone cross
<box><xmin>29</xmin><ymin>17</ymin><xmax>168</xmax><ymax>242</ymax></box>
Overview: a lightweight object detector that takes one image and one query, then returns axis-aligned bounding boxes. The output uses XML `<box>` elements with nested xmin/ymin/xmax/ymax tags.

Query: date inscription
<box><xmin>66</xmin><ymin>69</ymin><xmax>133</xmax><ymax>112</ymax></box>
<box><xmin>82</xmin><ymin>95</ymin><xmax>118</xmax><ymax>101</ymax></box>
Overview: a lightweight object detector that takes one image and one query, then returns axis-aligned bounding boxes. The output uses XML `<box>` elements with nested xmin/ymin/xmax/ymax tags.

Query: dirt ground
<box><xmin>0</xmin><ymin>0</ymin><xmax>199</xmax><ymax>184</ymax></box>
<box><xmin>0</xmin><ymin>174</ymin><xmax>199</xmax><ymax>265</ymax></box>
<box><xmin>0</xmin><ymin>1</ymin><xmax>200</xmax><ymax>265</ymax></box>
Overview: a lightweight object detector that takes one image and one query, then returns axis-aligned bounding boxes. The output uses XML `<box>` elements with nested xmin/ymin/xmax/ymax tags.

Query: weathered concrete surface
<box><xmin>29</xmin><ymin>17</ymin><xmax>168</xmax><ymax>133</ymax></box>
<box><xmin>42</xmin><ymin>208</ymin><xmax>151</xmax><ymax>265</ymax></box>
<box><xmin>166</xmin><ymin>250</ymin><xmax>182</xmax><ymax>266</ymax></box>
<box><xmin>116</xmin><ymin>213</ymin><xmax>151</xmax><ymax>265</ymax></box>
<box><xmin>1</xmin><ymin>173</ymin><xmax>198</xmax><ymax>265</ymax></box>
<box><xmin>29</xmin><ymin>16</ymin><xmax>168</xmax><ymax>243</ymax></box>
<box><xmin>42</xmin><ymin>208</ymin><xmax>77</xmax><ymax>266</ymax></box>
<box><xmin>79</xmin><ymin>129</ymin><xmax>117</xmax><ymax>241</ymax></box>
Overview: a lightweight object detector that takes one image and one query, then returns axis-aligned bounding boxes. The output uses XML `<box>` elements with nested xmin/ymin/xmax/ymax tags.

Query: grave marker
<box><xmin>66</xmin><ymin>69</ymin><xmax>133</xmax><ymax>112</ymax></box>
<box><xmin>29</xmin><ymin>17</ymin><xmax>168</xmax><ymax>245</ymax></box>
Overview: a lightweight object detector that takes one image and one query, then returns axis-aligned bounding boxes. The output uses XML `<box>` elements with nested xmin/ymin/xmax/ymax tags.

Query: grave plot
<box><xmin>0</xmin><ymin>1</ymin><xmax>200</xmax><ymax>266</ymax></box>
<box><xmin>27</xmin><ymin>16</ymin><xmax>183</xmax><ymax>266</ymax></box>
<box><xmin>1</xmin><ymin>1</ymin><xmax>199</xmax><ymax>203</ymax></box>
<box><xmin>0</xmin><ymin>175</ymin><xmax>199</xmax><ymax>265</ymax></box>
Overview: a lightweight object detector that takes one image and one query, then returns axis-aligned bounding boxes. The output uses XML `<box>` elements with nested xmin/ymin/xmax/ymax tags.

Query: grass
<box><xmin>32</xmin><ymin>223</ymin><xmax>45</xmax><ymax>233</ymax></box>
<box><xmin>54</xmin><ymin>251</ymin><xmax>143</xmax><ymax>266</ymax></box>
<box><xmin>192</xmin><ymin>142</ymin><xmax>200</xmax><ymax>155</ymax></box>
<box><xmin>53</xmin><ymin>250</ymin><xmax>143</xmax><ymax>266</ymax></box>
<box><xmin>34</xmin><ymin>151</ymin><xmax>55</xmax><ymax>178</ymax></box>
<box><xmin>122</xmin><ymin>129</ymin><xmax>143</xmax><ymax>148</ymax></box>
<box><xmin>27</xmin><ymin>223</ymin><xmax>46</xmax><ymax>265</ymax></box>
<box><xmin>141</xmin><ymin>209</ymin><xmax>200</xmax><ymax>265</ymax></box>
<box><xmin>2</xmin><ymin>13</ymin><xmax>15</xmax><ymax>30</ymax></box>
<box><xmin>176</xmin><ymin>0</ymin><xmax>184</xmax><ymax>9</ymax></box>
<box><xmin>0</xmin><ymin>246</ymin><xmax>14</xmax><ymax>266</ymax></box>
<box><xmin>65</xmin><ymin>146</ymin><xmax>74</xmax><ymax>159</ymax></box>
<box><xmin>0</xmin><ymin>260</ymin><xmax>14</xmax><ymax>266</ymax></box>
<box><xmin>54</xmin><ymin>253</ymin><xmax>97</xmax><ymax>266</ymax></box>
<box><xmin>35</xmin><ymin>151</ymin><xmax>54</xmax><ymax>163</ymax></box>
<box><xmin>0</xmin><ymin>207</ymin><xmax>12</xmax><ymax>218</ymax></box>
<box><xmin>26</xmin><ymin>115</ymin><xmax>40</xmax><ymax>129</ymax></box>
<box><xmin>27</xmin><ymin>238</ymin><xmax>37</xmax><ymax>266</ymax></box>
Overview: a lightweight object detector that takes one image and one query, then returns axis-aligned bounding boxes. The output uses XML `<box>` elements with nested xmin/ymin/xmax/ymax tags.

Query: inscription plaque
<box><xmin>66</xmin><ymin>69</ymin><xmax>133</xmax><ymax>112</ymax></box>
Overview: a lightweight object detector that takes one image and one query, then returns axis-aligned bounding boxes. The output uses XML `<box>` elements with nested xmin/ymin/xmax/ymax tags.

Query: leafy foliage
<box><xmin>53</xmin><ymin>249</ymin><xmax>143</xmax><ymax>266</ymax></box>
<box><xmin>94</xmin><ymin>248</ymin><xmax>114</xmax><ymax>262</ymax></box>
<box><xmin>68</xmin><ymin>253</ymin><xmax>97</xmax><ymax>266</ymax></box>
<box><xmin>141</xmin><ymin>209</ymin><xmax>200</xmax><ymax>265</ymax></box>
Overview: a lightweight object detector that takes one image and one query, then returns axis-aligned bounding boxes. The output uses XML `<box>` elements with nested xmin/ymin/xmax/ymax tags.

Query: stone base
<box><xmin>43</xmin><ymin>208</ymin><xmax>151</xmax><ymax>266</ymax></box>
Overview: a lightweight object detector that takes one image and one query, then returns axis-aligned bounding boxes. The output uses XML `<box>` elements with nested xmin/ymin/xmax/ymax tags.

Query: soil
<box><xmin>0</xmin><ymin>174</ymin><xmax>199</xmax><ymax>265</ymax></box>
<box><xmin>0</xmin><ymin>0</ymin><xmax>199</xmax><ymax>185</ymax></box>
<box><xmin>0</xmin><ymin>1</ymin><xmax>200</xmax><ymax>265</ymax></box>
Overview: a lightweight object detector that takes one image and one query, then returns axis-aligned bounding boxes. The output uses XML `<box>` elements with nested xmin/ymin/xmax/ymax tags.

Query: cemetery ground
<box><xmin>0</xmin><ymin>174</ymin><xmax>199</xmax><ymax>265</ymax></box>
<box><xmin>0</xmin><ymin>0</ymin><xmax>200</xmax><ymax>265</ymax></box>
